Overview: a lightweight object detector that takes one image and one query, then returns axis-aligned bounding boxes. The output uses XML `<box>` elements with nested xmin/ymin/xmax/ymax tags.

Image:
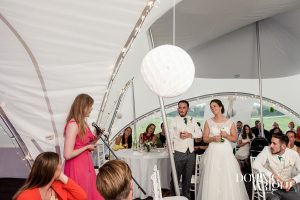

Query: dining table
<box><xmin>113</xmin><ymin>148</ymin><xmax>171</xmax><ymax>199</ymax></box>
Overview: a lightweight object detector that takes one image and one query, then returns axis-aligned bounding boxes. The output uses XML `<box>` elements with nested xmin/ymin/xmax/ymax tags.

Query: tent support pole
<box><xmin>149</xmin><ymin>28</ymin><xmax>180</xmax><ymax>195</ymax></box>
<box><xmin>159</xmin><ymin>97</ymin><xmax>180</xmax><ymax>196</ymax></box>
<box><xmin>131</xmin><ymin>79</ymin><xmax>138</xmax><ymax>142</ymax></box>
<box><xmin>256</xmin><ymin>21</ymin><xmax>264</xmax><ymax>137</ymax></box>
<box><xmin>0</xmin><ymin>106</ymin><xmax>32</xmax><ymax>167</ymax></box>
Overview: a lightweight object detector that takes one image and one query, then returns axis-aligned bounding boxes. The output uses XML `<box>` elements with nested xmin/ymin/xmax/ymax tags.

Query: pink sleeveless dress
<box><xmin>64</xmin><ymin>119</ymin><xmax>104</xmax><ymax>200</ymax></box>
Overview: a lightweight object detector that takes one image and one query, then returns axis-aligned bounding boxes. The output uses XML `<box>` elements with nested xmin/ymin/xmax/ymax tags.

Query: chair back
<box><xmin>151</xmin><ymin>165</ymin><xmax>163</xmax><ymax>200</ymax></box>
<box><xmin>194</xmin><ymin>154</ymin><xmax>202</xmax><ymax>199</ymax></box>
<box><xmin>92</xmin><ymin>143</ymin><xmax>106</xmax><ymax>173</ymax></box>
<box><xmin>250</xmin><ymin>137</ymin><xmax>268</xmax><ymax>157</ymax></box>
<box><xmin>250</xmin><ymin>156</ymin><xmax>256</xmax><ymax>173</ymax></box>
<box><xmin>97</xmin><ymin>143</ymin><xmax>106</xmax><ymax>166</ymax></box>
<box><xmin>250</xmin><ymin>156</ymin><xmax>266</xmax><ymax>200</ymax></box>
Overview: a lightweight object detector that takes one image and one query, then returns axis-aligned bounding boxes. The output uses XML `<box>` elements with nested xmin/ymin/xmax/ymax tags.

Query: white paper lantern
<box><xmin>141</xmin><ymin>45</ymin><xmax>195</xmax><ymax>97</ymax></box>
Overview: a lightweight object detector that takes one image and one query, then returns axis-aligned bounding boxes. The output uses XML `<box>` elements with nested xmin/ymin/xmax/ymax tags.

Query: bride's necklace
<box><xmin>213</xmin><ymin>115</ymin><xmax>225</xmax><ymax>122</ymax></box>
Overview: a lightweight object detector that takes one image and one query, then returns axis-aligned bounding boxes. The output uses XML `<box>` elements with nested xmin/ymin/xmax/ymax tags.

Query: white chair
<box><xmin>162</xmin><ymin>197</ymin><xmax>188</xmax><ymax>200</ymax></box>
<box><xmin>292</xmin><ymin>167</ymin><xmax>300</xmax><ymax>193</ymax></box>
<box><xmin>97</xmin><ymin>143</ymin><xmax>106</xmax><ymax>166</ymax></box>
<box><xmin>250</xmin><ymin>156</ymin><xmax>266</xmax><ymax>200</ymax></box>
<box><xmin>179</xmin><ymin>154</ymin><xmax>202</xmax><ymax>199</ymax></box>
<box><xmin>151</xmin><ymin>165</ymin><xmax>163</xmax><ymax>200</ymax></box>
<box><xmin>190</xmin><ymin>154</ymin><xmax>202</xmax><ymax>200</ymax></box>
<box><xmin>92</xmin><ymin>143</ymin><xmax>106</xmax><ymax>173</ymax></box>
<box><xmin>151</xmin><ymin>165</ymin><xmax>188</xmax><ymax>200</ymax></box>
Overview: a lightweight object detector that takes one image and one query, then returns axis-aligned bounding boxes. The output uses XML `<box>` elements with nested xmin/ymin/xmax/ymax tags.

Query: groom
<box><xmin>169</xmin><ymin>100</ymin><xmax>202</xmax><ymax>199</ymax></box>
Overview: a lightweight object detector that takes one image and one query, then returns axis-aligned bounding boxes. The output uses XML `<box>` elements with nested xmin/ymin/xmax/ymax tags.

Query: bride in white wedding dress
<box><xmin>197</xmin><ymin>99</ymin><xmax>249</xmax><ymax>200</ymax></box>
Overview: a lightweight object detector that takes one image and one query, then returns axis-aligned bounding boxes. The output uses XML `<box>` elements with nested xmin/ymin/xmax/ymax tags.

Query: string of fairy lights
<box><xmin>96</xmin><ymin>0</ymin><xmax>157</xmax><ymax>124</ymax></box>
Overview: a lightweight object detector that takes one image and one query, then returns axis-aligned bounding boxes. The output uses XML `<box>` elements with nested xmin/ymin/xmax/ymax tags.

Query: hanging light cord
<box><xmin>173</xmin><ymin>0</ymin><xmax>175</xmax><ymax>45</ymax></box>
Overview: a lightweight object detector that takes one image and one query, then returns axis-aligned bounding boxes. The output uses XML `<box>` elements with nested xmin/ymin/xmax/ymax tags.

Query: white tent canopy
<box><xmin>1</xmin><ymin>0</ymin><xmax>300</xmax><ymax>170</ymax></box>
<box><xmin>0</xmin><ymin>0</ymin><xmax>148</xmax><ymax>158</ymax></box>
<box><xmin>104</xmin><ymin>0</ymin><xmax>300</xmax><ymax>137</ymax></box>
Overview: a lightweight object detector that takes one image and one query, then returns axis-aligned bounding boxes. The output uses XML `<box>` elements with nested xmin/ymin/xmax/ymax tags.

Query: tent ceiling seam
<box><xmin>0</xmin><ymin>13</ymin><xmax>61</xmax><ymax>157</ymax></box>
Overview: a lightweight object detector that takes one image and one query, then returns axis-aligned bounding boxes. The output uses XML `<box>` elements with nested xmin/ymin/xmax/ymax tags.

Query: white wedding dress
<box><xmin>197</xmin><ymin>118</ymin><xmax>249</xmax><ymax>200</ymax></box>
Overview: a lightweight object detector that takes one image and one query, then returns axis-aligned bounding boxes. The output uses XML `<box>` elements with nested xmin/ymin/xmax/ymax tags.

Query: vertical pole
<box><xmin>131</xmin><ymin>79</ymin><xmax>138</xmax><ymax>142</ymax></box>
<box><xmin>256</xmin><ymin>21</ymin><xmax>264</xmax><ymax>137</ymax></box>
<box><xmin>159</xmin><ymin>96</ymin><xmax>180</xmax><ymax>196</ymax></box>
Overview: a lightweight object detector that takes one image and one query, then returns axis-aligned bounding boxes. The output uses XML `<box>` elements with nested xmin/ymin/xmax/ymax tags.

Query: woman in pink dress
<box><xmin>63</xmin><ymin>93</ymin><xmax>104</xmax><ymax>200</ymax></box>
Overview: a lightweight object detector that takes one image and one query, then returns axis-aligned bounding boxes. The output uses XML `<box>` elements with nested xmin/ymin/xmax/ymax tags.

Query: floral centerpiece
<box><xmin>144</xmin><ymin>140</ymin><xmax>153</xmax><ymax>152</ymax></box>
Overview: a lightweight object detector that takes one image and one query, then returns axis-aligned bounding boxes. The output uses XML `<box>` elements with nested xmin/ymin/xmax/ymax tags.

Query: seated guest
<box><xmin>252</xmin><ymin>122</ymin><xmax>271</xmax><ymax>142</ymax></box>
<box><xmin>270</xmin><ymin>122</ymin><xmax>280</xmax><ymax>134</ymax></box>
<box><xmin>271</xmin><ymin>121</ymin><xmax>279</xmax><ymax>129</ymax></box>
<box><xmin>295</xmin><ymin>126</ymin><xmax>300</xmax><ymax>147</ymax></box>
<box><xmin>268</xmin><ymin>127</ymin><xmax>283</xmax><ymax>144</ymax></box>
<box><xmin>156</xmin><ymin>123</ymin><xmax>166</xmax><ymax>147</ymax></box>
<box><xmin>288</xmin><ymin>121</ymin><xmax>296</xmax><ymax>132</ymax></box>
<box><xmin>286</xmin><ymin>130</ymin><xmax>300</xmax><ymax>155</ymax></box>
<box><xmin>253</xmin><ymin>133</ymin><xmax>300</xmax><ymax>200</ymax></box>
<box><xmin>194</xmin><ymin>137</ymin><xmax>208</xmax><ymax>155</ymax></box>
<box><xmin>236</xmin><ymin>125</ymin><xmax>255</xmax><ymax>164</ymax></box>
<box><xmin>96</xmin><ymin>160</ymin><xmax>133</xmax><ymax>200</ymax></box>
<box><xmin>113</xmin><ymin>127</ymin><xmax>132</xmax><ymax>151</ymax></box>
<box><xmin>236</xmin><ymin>121</ymin><xmax>243</xmax><ymax>137</ymax></box>
<box><xmin>13</xmin><ymin>152</ymin><xmax>87</xmax><ymax>200</ymax></box>
<box><xmin>273</xmin><ymin>127</ymin><xmax>283</xmax><ymax>134</ymax></box>
<box><xmin>113</xmin><ymin>136</ymin><xmax>123</xmax><ymax>151</ymax></box>
<box><xmin>251</xmin><ymin>120</ymin><xmax>260</xmax><ymax>135</ymax></box>
<box><xmin>139</xmin><ymin>123</ymin><xmax>157</xmax><ymax>144</ymax></box>
<box><xmin>194</xmin><ymin>122</ymin><xmax>207</xmax><ymax>155</ymax></box>
<box><xmin>233</xmin><ymin>120</ymin><xmax>243</xmax><ymax>152</ymax></box>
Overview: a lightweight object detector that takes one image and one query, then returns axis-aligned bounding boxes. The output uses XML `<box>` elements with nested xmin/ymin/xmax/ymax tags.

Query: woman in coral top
<box><xmin>13</xmin><ymin>152</ymin><xmax>87</xmax><ymax>200</ymax></box>
<box><xmin>63</xmin><ymin>94</ymin><xmax>104</xmax><ymax>200</ymax></box>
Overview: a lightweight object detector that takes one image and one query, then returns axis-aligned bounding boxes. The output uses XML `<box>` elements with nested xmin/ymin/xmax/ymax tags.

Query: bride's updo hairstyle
<box><xmin>210</xmin><ymin>99</ymin><xmax>225</xmax><ymax>114</ymax></box>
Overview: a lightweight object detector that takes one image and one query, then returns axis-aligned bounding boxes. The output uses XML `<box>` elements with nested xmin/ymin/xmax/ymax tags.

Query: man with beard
<box><xmin>236</xmin><ymin>121</ymin><xmax>243</xmax><ymax>137</ymax></box>
<box><xmin>253</xmin><ymin>132</ymin><xmax>300</xmax><ymax>200</ymax></box>
<box><xmin>233</xmin><ymin>120</ymin><xmax>243</xmax><ymax>153</ymax></box>
<box><xmin>169</xmin><ymin>100</ymin><xmax>202</xmax><ymax>199</ymax></box>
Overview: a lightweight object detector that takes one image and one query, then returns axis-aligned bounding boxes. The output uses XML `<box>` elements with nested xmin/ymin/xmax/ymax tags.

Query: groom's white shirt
<box><xmin>169</xmin><ymin>116</ymin><xmax>202</xmax><ymax>153</ymax></box>
<box><xmin>253</xmin><ymin>146</ymin><xmax>300</xmax><ymax>183</ymax></box>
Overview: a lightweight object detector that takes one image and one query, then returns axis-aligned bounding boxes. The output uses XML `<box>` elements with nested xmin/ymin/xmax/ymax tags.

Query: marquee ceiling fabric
<box><xmin>0</xmin><ymin>0</ymin><xmax>147</xmax><ymax>157</ymax></box>
<box><xmin>151</xmin><ymin>0</ymin><xmax>300</xmax><ymax>78</ymax></box>
<box><xmin>1</xmin><ymin>0</ymin><xmax>300</xmax><ymax>163</ymax></box>
<box><xmin>101</xmin><ymin>0</ymin><xmax>300</xmax><ymax>138</ymax></box>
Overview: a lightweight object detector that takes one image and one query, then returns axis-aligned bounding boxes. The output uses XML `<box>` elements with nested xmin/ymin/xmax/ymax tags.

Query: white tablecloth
<box><xmin>114</xmin><ymin>148</ymin><xmax>171</xmax><ymax>199</ymax></box>
<box><xmin>163</xmin><ymin>197</ymin><xmax>188</xmax><ymax>200</ymax></box>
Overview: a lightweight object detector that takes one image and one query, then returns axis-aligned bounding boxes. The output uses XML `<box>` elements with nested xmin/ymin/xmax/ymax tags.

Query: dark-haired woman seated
<box><xmin>139</xmin><ymin>123</ymin><xmax>157</xmax><ymax>145</ymax></box>
<box><xmin>13</xmin><ymin>152</ymin><xmax>87</xmax><ymax>200</ymax></box>
<box><xmin>113</xmin><ymin>127</ymin><xmax>133</xmax><ymax>151</ymax></box>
